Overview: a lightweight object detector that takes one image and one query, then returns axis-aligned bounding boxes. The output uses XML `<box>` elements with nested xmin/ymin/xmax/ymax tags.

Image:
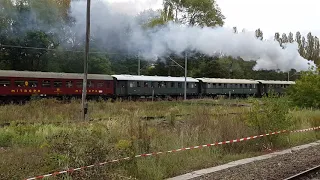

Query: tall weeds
<box><xmin>0</xmin><ymin>98</ymin><xmax>319</xmax><ymax>179</ymax></box>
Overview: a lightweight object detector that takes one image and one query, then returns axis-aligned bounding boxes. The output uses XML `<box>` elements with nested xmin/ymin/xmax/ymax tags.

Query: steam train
<box><xmin>0</xmin><ymin>70</ymin><xmax>295</xmax><ymax>102</ymax></box>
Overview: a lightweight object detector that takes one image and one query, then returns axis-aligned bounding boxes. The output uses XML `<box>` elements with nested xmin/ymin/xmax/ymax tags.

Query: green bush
<box><xmin>245</xmin><ymin>95</ymin><xmax>296</xmax><ymax>148</ymax></box>
<box><xmin>287</xmin><ymin>67</ymin><xmax>320</xmax><ymax>108</ymax></box>
<box><xmin>0</xmin><ymin>129</ymin><xmax>14</xmax><ymax>147</ymax></box>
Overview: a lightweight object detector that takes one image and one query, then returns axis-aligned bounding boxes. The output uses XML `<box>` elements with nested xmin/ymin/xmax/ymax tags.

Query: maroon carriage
<box><xmin>0</xmin><ymin>70</ymin><xmax>114</xmax><ymax>101</ymax></box>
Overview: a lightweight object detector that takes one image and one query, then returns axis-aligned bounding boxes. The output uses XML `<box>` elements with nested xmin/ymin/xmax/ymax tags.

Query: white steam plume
<box><xmin>70</xmin><ymin>0</ymin><xmax>316</xmax><ymax>72</ymax></box>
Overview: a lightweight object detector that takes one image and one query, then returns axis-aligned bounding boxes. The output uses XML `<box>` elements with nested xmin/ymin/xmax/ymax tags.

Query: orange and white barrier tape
<box><xmin>25</xmin><ymin>126</ymin><xmax>320</xmax><ymax>180</ymax></box>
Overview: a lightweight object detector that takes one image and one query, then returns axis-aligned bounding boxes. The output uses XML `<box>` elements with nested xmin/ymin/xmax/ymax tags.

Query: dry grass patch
<box><xmin>0</xmin><ymin>98</ymin><xmax>319</xmax><ymax>179</ymax></box>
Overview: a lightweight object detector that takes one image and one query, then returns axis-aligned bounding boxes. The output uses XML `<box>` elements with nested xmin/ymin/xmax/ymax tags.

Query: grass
<box><xmin>0</xmin><ymin>97</ymin><xmax>319</xmax><ymax>180</ymax></box>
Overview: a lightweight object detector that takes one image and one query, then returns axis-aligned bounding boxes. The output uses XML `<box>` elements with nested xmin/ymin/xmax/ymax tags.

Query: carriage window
<box><xmin>0</xmin><ymin>79</ymin><xmax>10</xmax><ymax>87</ymax></box>
<box><xmin>207</xmin><ymin>83</ymin><xmax>211</xmax><ymax>88</ymax></box>
<box><xmin>42</xmin><ymin>80</ymin><xmax>51</xmax><ymax>87</ymax></box>
<box><xmin>76</xmin><ymin>81</ymin><xmax>83</xmax><ymax>88</ymax></box>
<box><xmin>129</xmin><ymin>82</ymin><xmax>135</xmax><ymax>88</ymax></box>
<box><xmin>239</xmin><ymin>84</ymin><xmax>242</xmax><ymax>88</ymax></box>
<box><xmin>190</xmin><ymin>83</ymin><xmax>195</xmax><ymax>88</ymax></box>
<box><xmin>54</xmin><ymin>81</ymin><xmax>63</xmax><ymax>87</ymax></box>
<box><xmin>66</xmin><ymin>81</ymin><xmax>73</xmax><ymax>88</ymax></box>
<box><xmin>249</xmin><ymin>84</ymin><xmax>253</xmax><ymax>89</ymax></box>
<box><xmin>15</xmin><ymin>81</ymin><xmax>25</xmax><ymax>87</ymax></box>
<box><xmin>178</xmin><ymin>82</ymin><xmax>182</xmax><ymax>88</ymax></box>
<box><xmin>29</xmin><ymin>81</ymin><xmax>38</xmax><ymax>88</ymax></box>
<box><xmin>158</xmin><ymin>82</ymin><xmax>161</xmax><ymax>88</ymax></box>
<box><xmin>98</xmin><ymin>82</ymin><xmax>105</xmax><ymax>88</ymax></box>
<box><xmin>144</xmin><ymin>82</ymin><xmax>148</xmax><ymax>87</ymax></box>
<box><xmin>171</xmin><ymin>82</ymin><xmax>175</xmax><ymax>88</ymax></box>
<box><xmin>137</xmin><ymin>81</ymin><xmax>141</xmax><ymax>87</ymax></box>
<box><xmin>244</xmin><ymin>84</ymin><xmax>248</xmax><ymax>88</ymax></box>
<box><xmin>212</xmin><ymin>83</ymin><xmax>216</xmax><ymax>88</ymax></box>
<box><xmin>151</xmin><ymin>82</ymin><xmax>155</xmax><ymax>88</ymax></box>
<box><xmin>224</xmin><ymin>84</ymin><xmax>227</xmax><ymax>88</ymax></box>
<box><xmin>87</xmin><ymin>81</ymin><xmax>94</xmax><ymax>88</ymax></box>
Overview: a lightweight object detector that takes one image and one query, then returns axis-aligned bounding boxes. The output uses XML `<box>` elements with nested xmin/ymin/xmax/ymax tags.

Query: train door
<box><xmin>256</xmin><ymin>82</ymin><xmax>263</xmax><ymax>98</ymax></box>
<box><xmin>116</xmin><ymin>81</ymin><xmax>127</xmax><ymax>96</ymax></box>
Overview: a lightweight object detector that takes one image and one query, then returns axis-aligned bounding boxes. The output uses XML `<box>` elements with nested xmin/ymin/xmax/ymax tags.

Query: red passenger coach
<box><xmin>0</xmin><ymin>70</ymin><xmax>114</xmax><ymax>101</ymax></box>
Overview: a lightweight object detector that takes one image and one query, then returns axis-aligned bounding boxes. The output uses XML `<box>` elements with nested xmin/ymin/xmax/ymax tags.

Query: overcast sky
<box><xmin>107</xmin><ymin>0</ymin><xmax>320</xmax><ymax>39</ymax></box>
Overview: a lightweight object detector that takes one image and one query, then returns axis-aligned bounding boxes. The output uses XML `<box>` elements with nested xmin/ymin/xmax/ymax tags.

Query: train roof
<box><xmin>0</xmin><ymin>70</ymin><xmax>113</xmax><ymax>80</ymax></box>
<box><xmin>256</xmin><ymin>80</ymin><xmax>296</xmax><ymax>85</ymax></box>
<box><xmin>196</xmin><ymin>78</ymin><xmax>259</xmax><ymax>84</ymax></box>
<box><xmin>112</xmin><ymin>75</ymin><xmax>199</xmax><ymax>83</ymax></box>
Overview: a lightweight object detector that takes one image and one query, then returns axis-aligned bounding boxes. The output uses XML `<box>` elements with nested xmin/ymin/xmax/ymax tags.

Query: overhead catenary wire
<box><xmin>0</xmin><ymin>44</ymin><xmax>123</xmax><ymax>55</ymax></box>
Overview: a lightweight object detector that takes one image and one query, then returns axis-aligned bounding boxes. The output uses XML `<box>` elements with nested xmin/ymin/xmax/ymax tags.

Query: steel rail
<box><xmin>283</xmin><ymin>164</ymin><xmax>320</xmax><ymax>180</ymax></box>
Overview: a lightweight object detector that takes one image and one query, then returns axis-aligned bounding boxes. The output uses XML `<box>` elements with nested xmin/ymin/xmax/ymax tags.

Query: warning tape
<box><xmin>25</xmin><ymin>126</ymin><xmax>320</xmax><ymax>180</ymax></box>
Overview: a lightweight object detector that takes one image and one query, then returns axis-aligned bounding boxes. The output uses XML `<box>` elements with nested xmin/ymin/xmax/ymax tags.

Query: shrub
<box><xmin>287</xmin><ymin>67</ymin><xmax>320</xmax><ymax>108</ymax></box>
<box><xmin>245</xmin><ymin>95</ymin><xmax>296</xmax><ymax>148</ymax></box>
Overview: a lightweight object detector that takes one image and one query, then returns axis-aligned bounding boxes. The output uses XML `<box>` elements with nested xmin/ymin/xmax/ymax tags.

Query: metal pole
<box><xmin>288</xmin><ymin>72</ymin><xmax>289</xmax><ymax>81</ymax></box>
<box><xmin>184</xmin><ymin>52</ymin><xmax>187</xmax><ymax>101</ymax></box>
<box><xmin>81</xmin><ymin>0</ymin><xmax>91</xmax><ymax>121</ymax></box>
<box><xmin>138</xmin><ymin>52</ymin><xmax>140</xmax><ymax>75</ymax></box>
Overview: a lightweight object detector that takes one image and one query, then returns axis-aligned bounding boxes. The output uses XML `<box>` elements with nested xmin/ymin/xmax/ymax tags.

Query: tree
<box><xmin>0</xmin><ymin>0</ymin><xmax>60</xmax><ymax>71</ymax></box>
<box><xmin>255</xmin><ymin>28</ymin><xmax>263</xmax><ymax>40</ymax></box>
<box><xmin>147</xmin><ymin>1</ymin><xmax>175</xmax><ymax>27</ymax></box>
<box><xmin>301</xmin><ymin>36</ymin><xmax>307</xmax><ymax>57</ymax></box>
<box><xmin>295</xmin><ymin>31</ymin><xmax>305</xmax><ymax>56</ymax></box>
<box><xmin>149</xmin><ymin>0</ymin><xmax>225</xmax><ymax>27</ymax></box>
<box><xmin>274</xmin><ymin>32</ymin><xmax>281</xmax><ymax>46</ymax></box>
<box><xmin>281</xmin><ymin>33</ymin><xmax>288</xmax><ymax>44</ymax></box>
<box><xmin>233</xmin><ymin>27</ymin><xmax>238</xmax><ymax>33</ymax></box>
<box><xmin>287</xmin><ymin>67</ymin><xmax>320</xmax><ymax>108</ymax></box>
<box><xmin>314</xmin><ymin>36</ymin><xmax>320</xmax><ymax>64</ymax></box>
<box><xmin>306</xmin><ymin>32</ymin><xmax>315</xmax><ymax>60</ymax></box>
<box><xmin>288</xmin><ymin>32</ymin><xmax>294</xmax><ymax>43</ymax></box>
<box><xmin>145</xmin><ymin>59</ymin><xmax>169</xmax><ymax>76</ymax></box>
<box><xmin>180</xmin><ymin>0</ymin><xmax>225</xmax><ymax>27</ymax></box>
<box><xmin>191</xmin><ymin>55</ymin><xmax>228</xmax><ymax>78</ymax></box>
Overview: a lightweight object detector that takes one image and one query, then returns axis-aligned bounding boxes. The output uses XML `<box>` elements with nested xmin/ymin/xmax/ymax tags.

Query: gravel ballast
<box><xmin>168</xmin><ymin>141</ymin><xmax>320</xmax><ymax>180</ymax></box>
<box><xmin>196</xmin><ymin>143</ymin><xmax>320</xmax><ymax>180</ymax></box>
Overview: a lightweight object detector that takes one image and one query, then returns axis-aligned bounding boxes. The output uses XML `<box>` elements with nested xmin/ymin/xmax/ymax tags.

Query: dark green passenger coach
<box><xmin>112</xmin><ymin>75</ymin><xmax>199</xmax><ymax>98</ymax></box>
<box><xmin>196</xmin><ymin>78</ymin><xmax>258</xmax><ymax>97</ymax></box>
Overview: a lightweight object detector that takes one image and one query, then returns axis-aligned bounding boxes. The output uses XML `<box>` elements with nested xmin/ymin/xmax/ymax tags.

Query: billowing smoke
<box><xmin>70</xmin><ymin>0</ymin><xmax>316</xmax><ymax>72</ymax></box>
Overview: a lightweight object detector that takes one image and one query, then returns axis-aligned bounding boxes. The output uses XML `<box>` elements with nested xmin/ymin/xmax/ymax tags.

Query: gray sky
<box><xmin>107</xmin><ymin>0</ymin><xmax>320</xmax><ymax>39</ymax></box>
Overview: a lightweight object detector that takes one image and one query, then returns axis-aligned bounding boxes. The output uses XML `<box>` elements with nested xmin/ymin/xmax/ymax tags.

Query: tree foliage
<box><xmin>0</xmin><ymin>0</ymin><xmax>319</xmax><ymax>82</ymax></box>
<box><xmin>287</xmin><ymin>67</ymin><xmax>320</xmax><ymax>108</ymax></box>
<box><xmin>148</xmin><ymin>0</ymin><xmax>225</xmax><ymax>27</ymax></box>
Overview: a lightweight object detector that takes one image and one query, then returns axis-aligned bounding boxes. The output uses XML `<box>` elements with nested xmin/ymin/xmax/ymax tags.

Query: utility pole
<box><xmin>168</xmin><ymin>55</ymin><xmax>187</xmax><ymax>101</ymax></box>
<box><xmin>184</xmin><ymin>52</ymin><xmax>187</xmax><ymax>101</ymax></box>
<box><xmin>138</xmin><ymin>52</ymin><xmax>141</xmax><ymax>75</ymax></box>
<box><xmin>81</xmin><ymin>0</ymin><xmax>91</xmax><ymax>121</ymax></box>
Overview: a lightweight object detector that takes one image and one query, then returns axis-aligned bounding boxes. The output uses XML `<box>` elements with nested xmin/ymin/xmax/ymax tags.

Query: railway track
<box><xmin>283</xmin><ymin>165</ymin><xmax>320</xmax><ymax>180</ymax></box>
